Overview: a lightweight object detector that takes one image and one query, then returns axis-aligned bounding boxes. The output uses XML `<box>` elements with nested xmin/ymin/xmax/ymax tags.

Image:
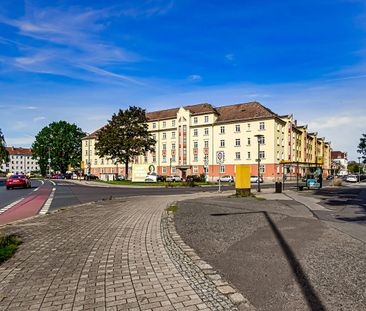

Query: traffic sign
<box><xmin>216</xmin><ymin>151</ymin><xmax>225</xmax><ymax>164</ymax></box>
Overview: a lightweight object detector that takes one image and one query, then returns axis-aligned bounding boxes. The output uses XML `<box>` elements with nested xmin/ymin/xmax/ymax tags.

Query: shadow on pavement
<box><xmin>211</xmin><ymin>210</ymin><xmax>326</xmax><ymax>311</ymax></box>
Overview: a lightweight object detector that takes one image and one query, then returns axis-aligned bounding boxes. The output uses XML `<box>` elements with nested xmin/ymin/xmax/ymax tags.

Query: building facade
<box><xmin>82</xmin><ymin>102</ymin><xmax>331</xmax><ymax>181</ymax></box>
<box><xmin>0</xmin><ymin>147</ymin><xmax>40</xmax><ymax>174</ymax></box>
<box><xmin>331</xmin><ymin>151</ymin><xmax>348</xmax><ymax>176</ymax></box>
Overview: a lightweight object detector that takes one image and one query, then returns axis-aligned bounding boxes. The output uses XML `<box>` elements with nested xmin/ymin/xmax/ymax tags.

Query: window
<box><xmin>259</xmin><ymin>122</ymin><xmax>265</xmax><ymax>130</ymax></box>
<box><xmin>235</xmin><ymin>152</ymin><xmax>241</xmax><ymax>160</ymax></box>
<box><xmin>172</xmin><ymin>120</ymin><xmax>176</xmax><ymax>127</ymax></box>
<box><xmin>163</xmin><ymin>121</ymin><xmax>166</xmax><ymax>128</ymax></box>
<box><xmin>235</xmin><ymin>124</ymin><xmax>240</xmax><ymax>132</ymax></box>
<box><xmin>259</xmin><ymin>151</ymin><xmax>265</xmax><ymax>159</ymax></box>
<box><xmin>193</xmin><ymin>166</ymin><xmax>198</xmax><ymax>173</ymax></box>
<box><xmin>259</xmin><ymin>165</ymin><xmax>265</xmax><ymax>173</ymax></box>
<box><xmin>171</xmin><ymin>167</ymin><xmax>176</xmax><ymax>173</ymax></box>
<box><xmin>162</xmin><ymin>143</ymin><xmax>166</xmax><ymax>150</ymax></box>
<box><xmin>153</xmin><ymin>122</ymin><xmax>156</xmax><ymax>129</ymax></box>
<box><xmin>162</xmin><ymin>167</ymin><xmax>167</xmax><ymax>174</ymax></box>
<box><xmin>259</xmin><ymin>136</ymin><xmax>265</xmax><ymax>144</ymax></box>
<box><xmin>247</xmin><ymin>137</ymin><xmax>251</xmax><ymax>145</ymax></box>
<box><xmin>162</xmin><ymin>132</ymin><xmax>167</xmax><ymax>139</ymax></box>
<box><xmin>220</xmin><ymin>126</ymin><xmax>225</xmax><ymax>134</ymax></box>
<box><xmin>171</xmin><ymin>155</ymin><xmax>176</xmax><ymax>162</ymax></box>
<box><xmin>220</xmin><ymin>165</ymin><xmax>225</xmax><ymax>173</ymax></box>
<box><xmin>162</xmin><ymin>156</ymin><xmax>167</xmax><ymax>163</ymax></box>
<box><xmin>220</xmin><ymin>140</ymin><xmax>225</xmax><ymax>148</ymax></box>
<box><xmin>101</xmin><ymin>159</ymin><xmax>104</xmax><ymax>165</ymax></box>
<box><xmin>193</xmin><ymin>117</ymin><xmax>198</xmax><ymax>124</ymax></box>
<box><xmin>193</xmin><ymin>141</ymin><xmax>198</xmax><ymax>148</ymax></box>
<box><xmin>277</xmin><ymin>137</ymin><xmax>280</xmax><ymax>145</ymax></box>
<box><xmin>94</xmin><ymin>159</ymin><xmax>97</xmax><ymax>165</ymax></box>
<box><xmin>152</xmin><ymin>134</ymin><xmax>156</xmax><ymax>140</ymax></box>
<box><xmin>247</xmin><ymin>123</ymin><xmax>251</xmax><ymax>131</ymax></box>
<box><xmin>235</xmin><ymin>139</ymin><xmax>241</xmax><ymax>146</ymax></box>
<box><xmin>172</xmin><ymin>143</ymin><xmax>176</xmax><ymax>150</ymax></box>
<box><xmin>204</xmin><ymin>128</ymin><xmax>209</xmax><ymax>135</ymax></box>
<box><xmin>144</xmin><ymin>156</ymin><xmax>148</xmax><ymax>163</ymax></box>
<box><xmin>204</xmin><ymin>140</ymin><xmax>209</xmax><ymax>148</ymax></box>
<box><xmin>172</xmin><ymin>131</ymin><xmax>176</xmax><ymax>139</ymax></box>
<box><xmin>193</xmin><ymin>129</ymin><xmax>198</xmax><ymax>136</ymax></box>
<box><xmin>247</xmin><ymin>152</ymin><xmax>251</xmax><ymax>159</ymax></box>
<box><xmin>193</xmin><ymin>154</ymin><xmax>198</xmax><ymax>161</ymax></box>
<box><xmin>204</xmin><ymin>115</ymin><xmax>209</xmax><ymax>123</ymax></box>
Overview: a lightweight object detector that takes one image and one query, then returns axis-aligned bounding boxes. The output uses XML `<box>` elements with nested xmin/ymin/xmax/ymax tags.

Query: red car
<box><xmin>6</xmin><ymin>175</ymin><xmax>31</xmax><ymax>190</ymax></box>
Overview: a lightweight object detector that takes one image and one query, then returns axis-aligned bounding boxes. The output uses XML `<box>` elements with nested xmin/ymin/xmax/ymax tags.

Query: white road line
<box><xmin>50</xmin><ymin>180</ymin><xmax>56</xmax><ymax>186</ymax></box>
<box><xmin>40</xmin><ymin>180</ymin><xmax>45</xmax><ymax>185</ymax></box>
<box><xmin>33</xmin><ymin>187</ymin><xmax>39</xmax><ymax>192</ymax></box>
<box><xmin>39</xmin><ymin>187</ymin><xmax>56</xmax><ymax>215</ymax></box>
<box><xmin>0</xmin><ymin>198</ymin><xmax>24</xmax><ymax>215</ymax></box>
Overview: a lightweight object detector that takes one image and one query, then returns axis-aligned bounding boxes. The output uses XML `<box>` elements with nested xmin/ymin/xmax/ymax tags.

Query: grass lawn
<box><xmin>0</xmin><ymin>234</ymin><xmax>22</xmax><ymax>264</ymax></box>
<box><xmin>94</xmin><ymin>179</ymin><xmax>219</xmax><ymax>187</ymax></box>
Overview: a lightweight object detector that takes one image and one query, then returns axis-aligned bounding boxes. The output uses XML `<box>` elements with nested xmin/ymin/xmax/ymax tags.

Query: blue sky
<box><xmin>0</xmin><ymin>0</ymin><xmax>365</xmax><ymax>160</ymax></box>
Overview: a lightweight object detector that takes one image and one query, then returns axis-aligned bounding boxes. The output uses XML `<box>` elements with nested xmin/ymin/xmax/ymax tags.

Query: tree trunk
<box><xmin>125</xmin><ymin>159</ymin><xmax>129</xmax><ymax>180</ymax></box>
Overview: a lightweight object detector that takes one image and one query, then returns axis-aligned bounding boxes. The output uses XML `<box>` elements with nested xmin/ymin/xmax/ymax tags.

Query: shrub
<box><xmin>0</xmin><ymin>234</ymin><xmax>22</xmax><ymax>264</ymax></box>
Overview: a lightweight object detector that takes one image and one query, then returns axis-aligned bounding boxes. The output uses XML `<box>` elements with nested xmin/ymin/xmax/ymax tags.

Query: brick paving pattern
<box><xmin>0</xmin><ymin>194</ymin><xmax>241</xmax><ymax>311</ymax></box>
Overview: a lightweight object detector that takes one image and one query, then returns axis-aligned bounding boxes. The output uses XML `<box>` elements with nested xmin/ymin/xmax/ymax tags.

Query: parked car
<box><xmin>250</xmin><ymin>176</ymin><xmax>264</xmax><ymax>183</ymax></box>
<box><xmin>51</xmin><ymin>174</ymin><xmax>65</xmax><ymax>179</ymax></box>
<box><xmin>166</xmin><ymin>175</ymin><xmax>182</xmax><ymax>182</ymax></box>
<box><xmin>116</xmin><ymin>175</ymin><xmax>125</xmax><ymax>181</ymax></box>
<box><xmin>345</xmin><ymin>175</ymin><xmax>358</xmax><ymax>183</ymax></box>
<box><xmin>6</xmin><ymin>175</ymin><xmax>31</xmax><ymax>190</ymax></box>
<box><xmin>157</xmin><ymin>175</ymin><xmax>166</xmax><ymax>182</ymax></box>
<box><xmin>84</xmin><ymin>174</ymin><xmax>99</xmax><ymax>181</ymax></box>
<box><xmin>326</xmin><ymin>175</ymin><xmax>334</xmax><ymax>180</ymax></box>
<box><xmin>217</xmin><ymin>175</ymin><xmax>234</xmax><ymax>183</ymax></box>
<box><xmin>145</xmin><ymin>172</ymin><xmax>157</xmax><ymax>182</ymax></box>
<box><xmin>186</xmin><ymin>175</ymin><xmax>202</xmax><ymax>182</ymax></box>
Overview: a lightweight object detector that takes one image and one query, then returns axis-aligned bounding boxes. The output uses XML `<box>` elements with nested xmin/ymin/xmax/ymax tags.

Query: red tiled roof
<box><xmin>331</xmin><ymin>151</ymin><xmax>347</xmax><ymax>159</ymax></box>
<box><xmin>146</xmin><ymin>107</ymin><xmax>180</xmax><ymax>121</ymax></box>
<box><xmin>6</xmin><ymin>147</ymin><xmax>33</xmax><ymax>155</ymax></box>
<box><xmin>215</xmin><ymin>102</ymin><xmax>277</xmax><ymax>123</ymax></box>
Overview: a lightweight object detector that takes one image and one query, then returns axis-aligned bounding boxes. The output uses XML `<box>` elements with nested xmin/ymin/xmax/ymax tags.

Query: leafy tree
<box><xmin>95</xmin><ymin>106</ymin><xmax>156</xmax><ymax>179</ymax></box>
<box><xmin>357</xmin><ymin>133</ymin><xmax>366</xmax><ymax>163</ymax></box>
<box><xmin>0</xmin><ymin>129</ymin><xmax>9</xmax><ymax>164</ymax></box>
<box><xmin>32</xmin><ymin>121</ymin><xmax>86</xmax><ymax>175</ymax></box>
<box><xmin>347</xmin><ymin>161</ymin><xmax>361</xmax><ymax>174</ymax></box>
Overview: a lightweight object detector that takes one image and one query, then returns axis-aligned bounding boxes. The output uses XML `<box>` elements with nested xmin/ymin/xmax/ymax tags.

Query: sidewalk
<box><xmin>0</xmin><ymin>191</ymin><xmax>247</xmax><ymax>311</ymax></box>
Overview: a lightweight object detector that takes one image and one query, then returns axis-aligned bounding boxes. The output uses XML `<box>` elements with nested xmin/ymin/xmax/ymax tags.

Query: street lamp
<box><xmin>254</xmin><ymin>134</ymin><xmax>264</xmax><ymax>192</ymax></box>
<box><xmin>358</xmin><ymin>156</ymin><xmax>361</xmax><ymax>183</ymax></box>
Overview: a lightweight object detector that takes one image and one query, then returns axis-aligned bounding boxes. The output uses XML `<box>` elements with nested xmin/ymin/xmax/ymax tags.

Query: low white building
<box><xmin>0</xmin><ymin>147</ymin><xmax>40</xmax><ymax>174</ymax></box>
<box><xmin>331</xmin><ymin>151</ymin><xmax>348</xmax><ymax>175</ymax></box>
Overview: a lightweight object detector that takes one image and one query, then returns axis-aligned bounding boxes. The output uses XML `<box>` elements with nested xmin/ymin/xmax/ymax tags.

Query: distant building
<box><xmin>331</xmin><ymin>151</ymin><xmax>348</xmax><ymax>175</ymax></box>
<box><xmin>0</xmin><ymin>147</ymin><xmax>40</xmax><ymax>174</ymax></box>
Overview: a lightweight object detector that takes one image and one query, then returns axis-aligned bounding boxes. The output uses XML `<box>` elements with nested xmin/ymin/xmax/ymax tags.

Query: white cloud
<box><xmin>225</xmin><ymin>53</ymin><xmax>234</xmax><ymax>61</ymax></box>
<box><xmin>33</xmin><ymin>116</ymin><xmax>45</xmax><ymax>122</ymax></box>
<box><xmin>188</xmin><ymin>74</ymin><xmax>202</xmax><ymax>81</ymax></box>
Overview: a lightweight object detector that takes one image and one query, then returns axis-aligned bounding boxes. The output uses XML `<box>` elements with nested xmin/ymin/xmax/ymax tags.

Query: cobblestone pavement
<box><xmin>0</xmin><ymin>193</ymin><xmax>245</xmax><ymax>311</ymax></box>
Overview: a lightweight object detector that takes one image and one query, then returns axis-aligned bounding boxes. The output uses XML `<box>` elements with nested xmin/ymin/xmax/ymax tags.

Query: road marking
<box><xmin>50</xmin><ymin>180</ymin><xmax>56</xmax><ymax>186</ymax></box>
<box><xmin>0</xmin><ymin>198</ymin><xmax>24</xmax><ymax>215</ymax></box>
<box><xmin>40</xmin><ymin>180</ymin><xmax>45</xmax><ymax>185</ymax></box>
<box><xmin>39</xmin><ymin>187</ymin><xmax>56</xmax><ymax>215</ymax></box>
<box><xmin>33</xmin><ymin>187</ymin><xmax>39</xmax><ymax>192</ymax></box>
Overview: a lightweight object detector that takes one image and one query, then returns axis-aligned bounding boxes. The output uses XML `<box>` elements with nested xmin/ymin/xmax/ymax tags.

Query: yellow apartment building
<box><xmin>82</xmin><ymin>102</ymin><xmax>331</xmax><ymax>181</ymax></box>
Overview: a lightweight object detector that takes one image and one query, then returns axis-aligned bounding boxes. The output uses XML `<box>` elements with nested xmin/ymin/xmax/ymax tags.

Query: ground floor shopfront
<box><xmin>88</xmin><ymin>162</ymin><xmax>330</xmax><ymax>182</ymax></box>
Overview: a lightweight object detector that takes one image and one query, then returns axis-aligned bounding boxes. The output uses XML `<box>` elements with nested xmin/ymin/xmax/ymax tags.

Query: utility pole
<box><xmin>358</xmin><ymin>157</ymin><xmax>361</xmax><ymax>183</ymax></box>
<box><xmin>254</xmin><ymin>134</ymin><xmax>264</xmax><ymax>192</ymax></box>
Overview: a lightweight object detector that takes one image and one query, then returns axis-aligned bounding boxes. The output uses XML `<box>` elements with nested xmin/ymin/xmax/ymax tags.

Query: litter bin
<box><xmin>275</xmin><ymin>182</ymin><xmax>282</xmax><ymax>193</ymax></box>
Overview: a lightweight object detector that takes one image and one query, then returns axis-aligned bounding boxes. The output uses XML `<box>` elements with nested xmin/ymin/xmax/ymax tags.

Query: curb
<box><xmin>162</xmin><ymin>207</ymin><xmax>256</xmax><ymax>310</ymax></box>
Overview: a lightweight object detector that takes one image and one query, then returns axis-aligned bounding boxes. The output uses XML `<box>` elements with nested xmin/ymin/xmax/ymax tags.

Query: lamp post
<box><xmin>254</xmin><ymin>134</ymin><xmax>264</xmax><ymax>192</ymax></box>
<box><xmin>358</xmin><ymin>156</ymin><xmax>361</xmax><ymax>183</ymax></box>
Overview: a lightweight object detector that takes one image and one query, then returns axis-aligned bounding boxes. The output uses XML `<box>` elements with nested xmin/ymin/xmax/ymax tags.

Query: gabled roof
<box><xmin>146</xmin><ymin>107</ymin><xmax>180</xmax><ymax>121</ymax></box>
<box><xmin>215</xmin><ymin>102</ymin><xmax>277</xmax><ymax>123</ymax></box>
<box><xmin>6</xmin><ymin>147</ymin><xmax>33</xmax><ymax>155</ymax></box>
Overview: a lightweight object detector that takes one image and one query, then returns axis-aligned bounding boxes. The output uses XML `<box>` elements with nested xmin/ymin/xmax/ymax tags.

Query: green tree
<box><xmin>357</xmin><ymin>133</ymin><xmax>366</xmax><ymax>163</ymax></box>
<box><xmin>0</xmin><ymin>129</ymin><xmax>9</xmax><ymax>165</ymax></box>
<box><xmin>95</xmin><ymin>106</ymin><xmax>156</xmax><ymax>179</ymax></box>
<box><xmin>32</xmin><ymin>121</ymin><xmax>86</xmax><ymax>176</ymax></box>
<box><xmin>347</xmin><ymin>161</ymin><xmax>360</xmax><ymax>174</ymax></box>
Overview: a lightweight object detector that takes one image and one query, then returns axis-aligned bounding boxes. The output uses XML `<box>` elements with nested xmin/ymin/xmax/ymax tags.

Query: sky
<box><xmin>0</xmin><ymin>0</ymin><xmax>365</xmax><ymax>160</ymax></box>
